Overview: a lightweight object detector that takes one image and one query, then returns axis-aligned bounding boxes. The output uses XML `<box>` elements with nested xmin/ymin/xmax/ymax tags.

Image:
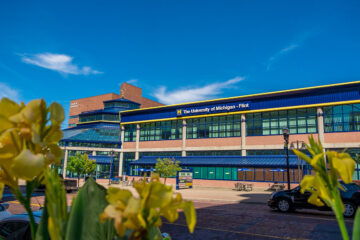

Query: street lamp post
<box><xmin>282</xmin><ymin>127</ymin><xmax>291</xmax><ymax>190</ymax></box>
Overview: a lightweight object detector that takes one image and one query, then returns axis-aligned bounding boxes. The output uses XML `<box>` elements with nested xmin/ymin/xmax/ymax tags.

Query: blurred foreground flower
<box><xmin>293</xmin><ymin>136</ymin><xmax>357</xmax><ymax>240</ymax></box>
<box><xmin>0</xmin><ymin>97</ymin><xmax>64</xmax><ymax>239</ymax></box>
<box><xmin>0</xmin><ymin>98</ymin><xmax>64</xmax><ymax>190</ymax></box>
<box><xmin>101</xmin><ymin>174</ymin><xmax>196</xmax><ymax>239</ymax></box>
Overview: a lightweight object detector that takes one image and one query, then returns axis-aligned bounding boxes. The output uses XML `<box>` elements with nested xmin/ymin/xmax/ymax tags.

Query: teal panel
<box><xmin>208</xmin><ymin>167</ymin><xmax>215</xmax><ymax>179</ymax></box>
<box><xmin>193</xmin><ymin>167</ymin><xmax>201</xmax><ymax>179</ymax></box>
<box><xmin>232</xmin><ymin>168</ymin><xmax>238</xmax><ymax>180</ymax></box>
<box><xmin>201</xmin><ymin>167</ymin><xmax>208</xmax><ymax>179</ymax></box>
<box><xmin>215</xmin><ymin>167</ymin><xmax>223</xmax><ymax>179</ymax></box>
<box><xmin>224</xmin><ymin>168</ymin><xmax>231</xmax><ymax>180</ymax></box>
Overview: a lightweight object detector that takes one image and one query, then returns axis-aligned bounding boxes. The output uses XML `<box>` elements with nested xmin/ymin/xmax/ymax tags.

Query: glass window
<box><xmin>246</xmin><ymin>108</ymin><xmax>317</xmax><ymax>136</ymax></box>
<box><xmin>186</xmin><ymin>115</ymin><xmax>241</xmax><ymax>139</ymax></box>
<box><xmin>139</xmin><ymin>120</ymin><xmax>182</xmax><ymax>141</ymax></box>
<box><xmin>124</xmin><ymin>124</ymin><xmax>137</xmax><ymax>142</ymax></box>
<box><xmin>324</xmin><ymin>104</ymin><xmax>360</xmax><ymax>133</ymax></box>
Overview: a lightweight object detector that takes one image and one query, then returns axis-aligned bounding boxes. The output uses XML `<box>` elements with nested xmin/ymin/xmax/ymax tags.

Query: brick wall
<box><xmin>120</xmin><ymin>83</ymin><xmax>164</xmax><ymax>108</ymax></box>
<box><xmin>67</xmin><ymin>83</ymin><xmax>163</xmax><ymax>127</ymax></box>
<box><xmin>68</xmin><ymin>93</ymin><xmax>121</xmax><ymax>126</ymax></box>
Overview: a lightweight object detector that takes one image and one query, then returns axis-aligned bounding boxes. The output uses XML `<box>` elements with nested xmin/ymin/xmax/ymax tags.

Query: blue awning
<box><xmin>88</xmin><ymin>155</ymin><xmax>112</xmax><ymax>164</ymax></box>
<box><xmin>129</xmin><ymin>155</ymin><xmax>305</xmax><ymax>168</ymax></box>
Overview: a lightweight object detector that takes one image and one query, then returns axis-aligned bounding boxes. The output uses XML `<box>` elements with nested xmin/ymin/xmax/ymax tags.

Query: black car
<box><xmin>268</xmin><ymin>182</ymin><xmax>360</xmax><ymax>217</ymax></box>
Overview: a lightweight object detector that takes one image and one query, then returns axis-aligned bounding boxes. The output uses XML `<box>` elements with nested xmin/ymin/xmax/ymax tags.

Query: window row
<box><xmin>139</xmin><ymin>120</ymin><xmax>183</xmax><ymax>141</ymax></box>
<box><xmin>79</xmin><ymin>113</ymin><xmax>119</xmax><ymax>123</ymax></box>
<box><xmin>246</xmin><ymin>108</ymin><xmax>317</xmax><ymax>136</ymax></box>
<box><xmin>186</xmin><ymin>115</ymin><xmax>241</xmax><ymax>139</ymax></box>
<box><xmin>122</xmin><ymin>104</ymin><xmax>360</xmax><ymax>141</ymax></box>
<box><xmin>124</xmin><ymin>124</ymin><xmax>137</xmax><ymax>142</ymax></box>
<box><xmin>324</xmin><ymin>104</ymin><xmax>360</xmax><ymax>132</ymax></box>
<box><xmin>61</xmin><ymin>141</ymin><xmax>121</xmax><ymax>148</ymax></box>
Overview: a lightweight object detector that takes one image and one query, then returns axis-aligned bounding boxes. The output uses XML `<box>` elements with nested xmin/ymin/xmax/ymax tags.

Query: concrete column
<box><xmin>119</xmin><ymin>125</ymin><xmax>125</xmax><ymax>175</ymax></box>
<box><xmin>119</xmin><ymin>152</ymin><xmax>124</xmax><ymax>176</ymax></box>
<box><xmin>62</xmin><ymin>149</ymin><xmax>68</xmax><ymax>178</ymax></box>
<box><xmin>135</xmin><ymin>124</ymin><xmax>140</xmax><ymax>160</ymax></box>
<box><xmin>92</xmin><ymin>151</ymin><xmax>96</xmax><ymax>156</ymax></box>
<box><xmin>182</xmin><ymin>119</ymin><xmax>187</xmax><ymax>157</ymax></box>
<box><xmin>241</xmin><ymin>114</ymin><xmax>246</xmax><ymax>156</ymax></box>
<box><xmin>317</xmin><ymin>107</ymin><xmax>325</xmax><ymax>145</ymax></box>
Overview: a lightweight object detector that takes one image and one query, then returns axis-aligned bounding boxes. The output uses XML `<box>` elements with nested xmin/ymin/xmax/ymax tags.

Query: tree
<box><xmin>67</xmin><ymin>153</ymin><xmax>96</xmax><ymax>187</ymax></box>
<box><xmin>155</xmin><ymin>158</ymin><xmax>181</xmax><ymax>184</ymax></box>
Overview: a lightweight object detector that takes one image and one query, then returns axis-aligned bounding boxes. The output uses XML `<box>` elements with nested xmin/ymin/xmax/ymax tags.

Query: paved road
<box><xmin>161</xmin><ymin>200</ymin><xmax>354</xmax><ymax>240</ymax></box>
<box><xmin>2</xmin><ymin>188</ymin><xmax>354</xmax><ymax>240</ymax></box>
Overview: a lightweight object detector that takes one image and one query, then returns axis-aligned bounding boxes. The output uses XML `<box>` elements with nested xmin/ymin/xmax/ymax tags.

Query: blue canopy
<box><xmin>130</xmin><ymin>155</ymin><xmax>303</xmax><ymax>168</ymax></box>
<box><xmin>268</xmin><ymin>169</ymin><xmax>285</xmax><ymax>172</ymax></box>
<box><xmin>88</xmin><ymin>155</ymin><xmax>112</xmax><ymax>164</ymax></box>
<box><xmin>238</xmin><ymin>168</ymin><xmax>254</xmax><ymax>171</ymax></box>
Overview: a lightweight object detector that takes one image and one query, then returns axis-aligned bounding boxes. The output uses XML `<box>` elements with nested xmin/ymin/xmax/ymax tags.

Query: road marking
<box><xmin>163</xmin><ymin>222</ymin><xmax>308</xmax><ymax>240</ymax></box>
<box><xmin>7</xmin><ymin>201</ymin><xmax>42</xmax><ymax>207</ymax></box>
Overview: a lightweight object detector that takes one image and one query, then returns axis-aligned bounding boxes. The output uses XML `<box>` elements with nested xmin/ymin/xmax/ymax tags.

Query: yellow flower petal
<box><xmin>12</xmin><ymin>149</ymin><xmax>45</xmax><ymax>180</ymax></box>
<box><xmin>0</xmin><ymin>98</ymin><xmax>21</xmax><ymax>118</ymax></box>
<box><xmin>10</xmin><ymin>99</ymin><xmax>43</xmax><ymax>123</ymax></box>
<box><xmin>300</xmin><ymin>175</ymin><xmax>316</xmax><ymax>193</ymax></box>
<box><xmin>48</xmin><ymin>102</ymin><xmax>65</xmax><ymax>125</ymax></box>
<box><xmin>332</xmin><ymin>157</ymin><xmax>355</xmax><ymax>183</ymax></box>
<box><xmin>308</xmin><ymin>192</ymin><xmax>324</xmax><ymax>207</ymax></box>
<box><xmin>181</xmin><ymin>201</ymin><xmax>197</xmax><ymax>233</ymax></box>
<box><xmin>106</xmin><ymin>187</ymin><xmax>132</xmax><ymax>205</ymax></box>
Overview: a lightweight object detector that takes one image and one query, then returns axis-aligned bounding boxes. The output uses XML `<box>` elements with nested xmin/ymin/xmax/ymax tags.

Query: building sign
<box><xmin>70</xmin><ymin>102</ymin><xmax>78</xmax><ymax>108</ymax></box>
<box><xmin>176</xmin><ymin>101</ymin><xmax>250</xmax><ymax>117</ymax></box>
<box><xmin>176</xmin><ymin>168</ymin><xmax>193</xmax><ymax>190</ymax></box>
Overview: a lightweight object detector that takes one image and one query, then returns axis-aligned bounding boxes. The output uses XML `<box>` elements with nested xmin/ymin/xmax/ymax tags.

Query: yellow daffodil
<box><xmin>12</xmin><ymin>149</ymin><xmax>45</xmax><ymax>181</ymax></box>
<box><xmin>0</xmin><ymin>97</ymin><xmax>65</xmax><ymax>199</ymax></box>
<box><xmin>295</xmin><ymin>136</ymin><xmax>356</xmax><ymax>240</ymax></box>
<box><xmin>101</xmin><ymin>174</ymin><xmax>196</xmax><ymax>238</ymax></box>
<box><xmin>327</xmin><ymin>152</ymin><xmax>355</xmax><ymax>184</ymax></box>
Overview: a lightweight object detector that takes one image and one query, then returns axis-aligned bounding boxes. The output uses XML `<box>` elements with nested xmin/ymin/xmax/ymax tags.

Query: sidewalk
<box><xmin>105</xmin><ymin>183</ymin><xmax>272</xmax><ymax>205</ymax></box>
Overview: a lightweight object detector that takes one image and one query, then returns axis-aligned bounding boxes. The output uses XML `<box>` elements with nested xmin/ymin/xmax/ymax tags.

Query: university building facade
<box><xmin>119</xmin><ymin>81</ymin><xmax>360</xmax><ymax>186</ymax></box>
<box><xmin>60</xmin><ymin>81</ymin><xmax>360</xmax><ymax>186</ymax></box>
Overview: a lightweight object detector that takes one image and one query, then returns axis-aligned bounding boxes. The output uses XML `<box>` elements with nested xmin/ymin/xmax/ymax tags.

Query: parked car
<box><xmin>0</xmin><ymin>203</ymin><xmax>12</xmax><ymax>221</ymax></box>
<box><xmin>268</xmin><ymin>181</ymin><xmax>360</xmax><ymax>217</ymax></box>
<box><xmin>0</xmin><ymin>210</ymin><xmax>42</xmax><ymax>239</ymax></box>
<box><xmin>36</xmin><ymin>175</ymin><xmax>78</xmax><ymax>193</ymax></box>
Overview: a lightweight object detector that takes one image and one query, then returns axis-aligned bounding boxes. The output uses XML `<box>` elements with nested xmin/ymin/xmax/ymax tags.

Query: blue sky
<box><xmin>1</xmin><ymin>1</ymin><xmax>360</xmax><ymax>128</ymax></box>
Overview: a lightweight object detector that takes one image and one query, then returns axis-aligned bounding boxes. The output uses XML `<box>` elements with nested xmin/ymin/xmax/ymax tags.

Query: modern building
<box><xmin>68</xmin><ymin>83</ymin><xmax>163</xmax><ymax>127</ymax></box>
<box><xmin>59</xmin><ymin>83</ymin><xmax>162</xmax><ymax>179</ymax></box>
<box><xmin>119</xmin><ymin>81</ymin><xmax>360</xmax><ymax>186</ymax></box>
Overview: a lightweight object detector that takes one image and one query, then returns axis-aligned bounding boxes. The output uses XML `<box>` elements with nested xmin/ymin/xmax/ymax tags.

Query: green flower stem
<box><xmin>12</xmin><ymin>187</ymin><xmax>37</xmax><ymax>240</ymax></box>
<box><xmin>332</xmin><ymin>194</ymin><xmax>349</xmax><ymax>240</ymax></box>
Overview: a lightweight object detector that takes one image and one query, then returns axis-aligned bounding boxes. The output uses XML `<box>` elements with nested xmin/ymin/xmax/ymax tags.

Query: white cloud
<box><xmin>266</xmin><ymin>32</ymin><xmax>314</xmax><ymax>70</ymax></box>
<box><xmin>21</xmin><ymin>53</ymin><xmax>102</xmax><ymax>75</ymax></box>
<box><xmin>0</xmin><ymin>82</ymin><xmax>21</xmax><ymax>102</ymax></box>
<box><xmin>127</xmin><ymin>79</ymin><xmax>138</xmax><ymax>84</ymax></box>
<box><xmin>266</xmin><ymin>43</ymin><xmax>299</xmax><ymax>70</ymax></box>
<box><xmin>154</xmin><ymin>77</ymin><xmax>244</xmax><ymax>105</ymax></box>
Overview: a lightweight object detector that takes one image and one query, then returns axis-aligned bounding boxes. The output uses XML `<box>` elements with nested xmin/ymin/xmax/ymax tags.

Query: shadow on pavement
<box><xmin>160</xmin><ymin>197</ymin><xmax>354</xmax><ymax>240</ymax></box>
